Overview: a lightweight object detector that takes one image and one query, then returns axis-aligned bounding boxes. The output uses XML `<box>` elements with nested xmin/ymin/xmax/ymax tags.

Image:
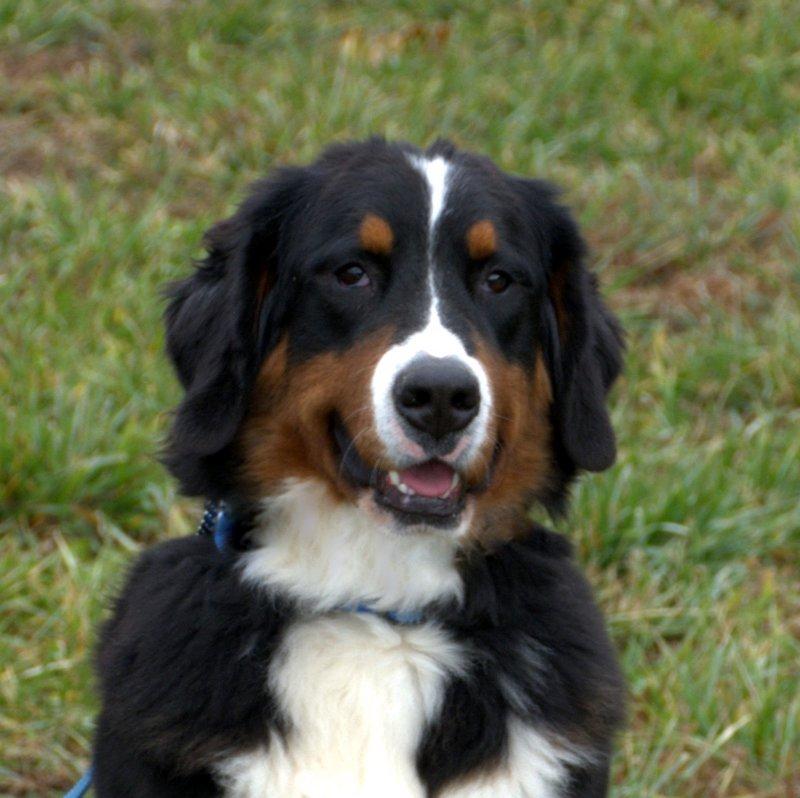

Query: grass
<box><xmin>1</xmin><ymin>0</ymin><xmax>799</xmax><ymax>795</ymax></box>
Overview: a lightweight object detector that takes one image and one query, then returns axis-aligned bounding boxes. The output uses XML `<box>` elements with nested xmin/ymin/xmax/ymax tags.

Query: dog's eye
<box><xmin>335</xmin><ymin>264</ymin><xmax>370</xmax><ymax>288</ymax></box>
<box><xmin>484</xmin><ymin>270</ymin><xmax>512</xmax><ymax>294</ymax></box>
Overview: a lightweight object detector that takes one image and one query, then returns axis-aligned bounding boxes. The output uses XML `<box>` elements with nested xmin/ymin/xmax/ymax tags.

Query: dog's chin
<box><xmin>331</xmin><ymin>415</ymin><xmax>493</xmax><ymax>535</ymax></box>
<box><xmin>354</xmin><ymin>489</ymin><xmax>473</xmax><ymax>536</ymax></box>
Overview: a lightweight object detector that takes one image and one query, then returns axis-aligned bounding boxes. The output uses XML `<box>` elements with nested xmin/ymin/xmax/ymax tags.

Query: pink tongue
<box><xmin>398</xmin><ymin>461</ymin><xmax>455</xmax><ymax>498</ymax></box>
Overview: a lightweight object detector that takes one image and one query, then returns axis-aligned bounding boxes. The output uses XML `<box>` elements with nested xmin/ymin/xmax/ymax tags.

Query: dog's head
<box><xmin>164</xmin><ymin>139</ymin><xmax>623</xmax><ymax>541</ymax></box>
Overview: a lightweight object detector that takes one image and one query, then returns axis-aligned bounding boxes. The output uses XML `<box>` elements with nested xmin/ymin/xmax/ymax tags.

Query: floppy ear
<box><xmin>163</xmin><ymin>168</ymin><xmax>306</xmax><ymax>495</ymax></box>
<box><xmin>515</xmin><ymin>179</ymin><xmax>624</xmax><ymax>474</ymax></box>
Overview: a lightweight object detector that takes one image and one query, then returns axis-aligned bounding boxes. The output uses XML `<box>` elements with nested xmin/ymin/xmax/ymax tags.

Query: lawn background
<box><xmin>1</xmin><ymin>1</ymin><xmax>799</xmax><ymax>795</ymax></box>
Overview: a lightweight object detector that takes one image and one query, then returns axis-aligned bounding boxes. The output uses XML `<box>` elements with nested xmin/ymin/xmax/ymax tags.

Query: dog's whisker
<box><xmin>336</xmin><ymin>425</ymin><xmax>374</xmax><ymax>481</ymax></box>
<box><xmin>339</xmin><ymin>404</ymin><xmax>372</xmax><ymax>425</ymax></box>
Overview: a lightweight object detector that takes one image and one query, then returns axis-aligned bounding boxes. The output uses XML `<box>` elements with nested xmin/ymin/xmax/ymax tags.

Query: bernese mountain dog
<box><xmin>93</xmin><ymin>138</ymin><xmax>626</xmax><ymax>797</ymax></box>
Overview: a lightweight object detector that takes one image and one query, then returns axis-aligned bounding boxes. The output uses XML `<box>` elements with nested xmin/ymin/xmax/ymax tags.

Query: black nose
<box><xmin>393</xmin><ymin>357</ymin><xmax>480</xmax><ymax>440</ymax></box>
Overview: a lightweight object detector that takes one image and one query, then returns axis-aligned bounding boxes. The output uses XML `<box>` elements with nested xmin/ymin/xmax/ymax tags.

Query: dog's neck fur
<box><xmin>239</xmin><ymin>479</ymin><xmax>464</xmax><ymax>613</ymax></box>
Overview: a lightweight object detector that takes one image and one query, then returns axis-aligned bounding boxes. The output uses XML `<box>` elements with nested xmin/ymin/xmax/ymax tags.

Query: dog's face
<box><xmin>165</xmin><ymin>140</ymin><xmax>622</xmax><ymax>541</ymax></box>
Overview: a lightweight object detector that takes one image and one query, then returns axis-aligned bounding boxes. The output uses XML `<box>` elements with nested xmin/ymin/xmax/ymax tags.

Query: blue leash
<box><xmin>64</xmin><ymin>499</ymin><xmax>423</xmax><ymax>796</ymax></box>
<box><xmin>63</xmin><ymin>766</ymin><xmax>93</xmax><ymax>798</ymax></box>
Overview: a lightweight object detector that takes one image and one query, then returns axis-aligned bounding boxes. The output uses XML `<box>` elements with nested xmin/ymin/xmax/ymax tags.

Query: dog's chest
<box><xmin>214</xmin><ymin>613</ymin><xmax>581</xmax><ymax>798</ymax></box>
<box><xmin>215</xmin><ymin>613</ymin><xmax>462</xmax><ymax>797</ymax></box>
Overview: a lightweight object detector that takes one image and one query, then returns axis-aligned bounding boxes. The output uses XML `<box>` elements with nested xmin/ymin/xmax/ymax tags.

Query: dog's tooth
<box><xmin>389</xmin><ymin>470</ymin><xmax>401</xmax><ymax>486</ymax></box>
<box><xmin>439</xmin><ymin>472</ymin><xmax>461</xmax><ymax>499</ymax></box>
<box><xmin>397</xmin><ymin>482</ymin><xmax>409</xmax><ymax>495</ymax></box>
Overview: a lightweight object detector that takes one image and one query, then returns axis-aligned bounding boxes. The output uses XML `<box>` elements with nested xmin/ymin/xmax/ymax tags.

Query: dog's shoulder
<box><xmin>458</xmin><ymin>524</ymin><xmax>601</xmax><ymax>622</ymax></box>
<box><xmin>448</xmin><ymin>525</ymin><xmax>625</xmax><ymax>742</ymax></box>
<box><xmin>96</xmin><ymin>535</ymin><xmax>292</xmax><ymax>768</ymax></box>
<box><xmin>98</xmin><ymin>535</ymin><xmax>263</xmax><ymax>649</ymax></box>
<box><xmin>475</xmin><ymin>524</ymin><xmax>624</xmax><ymax>690</ymax></box>
<box><xmin>417</xmin><ymin>527</ymin><xmax>625</xmax><ymax>794</ymax></box>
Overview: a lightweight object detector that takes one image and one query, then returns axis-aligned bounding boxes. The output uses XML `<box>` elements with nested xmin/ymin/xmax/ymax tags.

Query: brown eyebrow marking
<box><xmin>466</xmin><ymin>219</ymin><xmax>497</xmax><ymax>260</ymax></box>
<box><xmin>358</xmin><ymin>213</ymin><xmax>394</xmax><ymax>255</ymax></box>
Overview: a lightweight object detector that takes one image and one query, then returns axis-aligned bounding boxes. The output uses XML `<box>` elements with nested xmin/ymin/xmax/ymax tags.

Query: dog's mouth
<box><xmin>373</xmin><ymin>459</ymin><xmax>465</xmax><ymax>525</ymax></box>
<box><xmin>332</xmin><ymin>416</ymin><xmax>496</xmax><ymax>528</ymax></box>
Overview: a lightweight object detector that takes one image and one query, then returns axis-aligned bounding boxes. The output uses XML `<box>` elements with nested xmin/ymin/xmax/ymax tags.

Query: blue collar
<box><xmin>345</xmin><ymin>603</ymin><xmax>425</xmax><ymax>626</ymax></box>
<box><xmin>198</xmin><ymin>501</ymin><xmax>425</xmax><ymax>626</ymax></box>
<box><xmin>198</xmin><ymin>500</ymin><xmax>236</xmax><ymax>552</ymax></box>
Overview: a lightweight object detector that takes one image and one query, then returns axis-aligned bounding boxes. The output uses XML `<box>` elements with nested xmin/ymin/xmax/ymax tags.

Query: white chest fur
<box><xmin>214</xmin><ymin>613</ymin><xmax>583</xmax><ymax>798</ymax></box>
<box><xmin>215</xmin><ymin>613</ymin><xmax>463</xmax><ymax>797</ymax></box>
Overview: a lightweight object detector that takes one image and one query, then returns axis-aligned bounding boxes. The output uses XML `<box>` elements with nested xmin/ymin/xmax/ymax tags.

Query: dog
<box><xmin>93</xmin><ymin>138</ymin><xmax>626</xmax><ymax>797</ymax></box>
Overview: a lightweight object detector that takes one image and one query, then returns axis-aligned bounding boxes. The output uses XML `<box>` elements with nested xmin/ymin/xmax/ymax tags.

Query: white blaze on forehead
<box><xmin>367</xmin><ymin>153</ymin><xmax>493</xmax><ymax>469</ymax></box>
<box><xmin>410</xmin><ymin>154</ymin><xmax>450</xmax><ymax>231</ymax></box>
<box><xmin>408</xmin><ymin>152</ymin><xmax>459</xmax><ymax>356</ymax></box>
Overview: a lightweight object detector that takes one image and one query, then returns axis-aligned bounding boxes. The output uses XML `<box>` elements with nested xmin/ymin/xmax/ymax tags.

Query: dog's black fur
<box><xmin>93</xmin><ymin>139</ymin><xmax>626</xmax><ymax>796</ymax></box>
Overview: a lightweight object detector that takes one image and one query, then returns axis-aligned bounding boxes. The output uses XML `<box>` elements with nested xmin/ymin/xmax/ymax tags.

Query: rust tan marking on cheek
<box><xmin>466</xmin><ymin>342</ymin><xmax>554</xmax><ymax>545</ymax></box>
<box><xmin>239</xmin><ymin>329</ymin><xmax>395</xmax><ymax>503</ymax></box>
<box><xmin>358</xmin><ymin>213</ymin><xmax>394</xmax><ymax>256</ymax></box>
<box><xmin>466</xmin><ymin>219</ymin><xmax>497</xmax><ymax>260</ymax></box>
